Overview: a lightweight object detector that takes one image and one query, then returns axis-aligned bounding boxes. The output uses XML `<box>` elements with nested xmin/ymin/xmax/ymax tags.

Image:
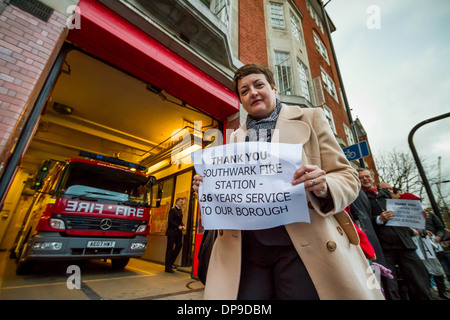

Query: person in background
<box><xmin>379</xmin><ymin>182</ymin><xmax>402</xmax><ymax>200</ymax></box>
<box><xmin>393</xmin><ymin>188</ymin><xmax>403</xmax><ymax>199</ymax></box>
<box><xmin>348</xmin><ymin>188</ymin><xmax>391</xmax><ymax>295</ymax></box>
<box><xmin>420</xmin><ymin>203</ymin><xmax>449</xmax><ymax>300</ymax></box>
<box><xmin>379</xmin><ymin>182</ymin><xmax>393</xmax><ymax>196</ymax></box>
<box><xmin>349</xmin><ymin>189</ymin><xmax>386</xmax><ymax>266</ymax></box>
<box><xmin>358</xmin><ymin>169</ymin><xmax>431</xmax><ymax>300</ymax></box>
<box><xmin>164</xmin><ymin>198</ymin><xmax>185</xmax><ymax>273</ymax></box>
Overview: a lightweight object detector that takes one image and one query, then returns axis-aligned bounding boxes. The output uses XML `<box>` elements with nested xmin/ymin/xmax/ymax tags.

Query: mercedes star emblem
<box><xmin>100</xmin><ymin>218</ymin><xmax>113</xmax><ymax>230</ymax></box>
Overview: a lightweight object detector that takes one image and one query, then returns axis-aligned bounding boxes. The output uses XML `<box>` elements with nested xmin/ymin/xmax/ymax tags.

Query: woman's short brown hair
<box><xmin>232</xmin><ymin>64</ymin><xmax>276</xmax><ymax>98</ymax></box>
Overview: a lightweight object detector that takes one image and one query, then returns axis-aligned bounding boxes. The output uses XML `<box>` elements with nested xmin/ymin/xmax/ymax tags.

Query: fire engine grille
<box><xmin>56</xmin><ymin>215</ymin><xmax>143</xmax><ymax>233</ymax></box>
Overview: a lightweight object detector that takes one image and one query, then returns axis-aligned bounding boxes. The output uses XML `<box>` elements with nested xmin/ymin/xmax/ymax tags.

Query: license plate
<box><xmin>87</xmin><ymin>241</ymin><xmax>116</xmax><ymax>248</ymax></box>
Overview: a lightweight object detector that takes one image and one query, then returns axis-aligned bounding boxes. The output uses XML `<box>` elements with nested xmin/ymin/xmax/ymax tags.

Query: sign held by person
<box><xmin>191</xmin><ymin>142</ymin><xmax>310</xmax><ymax>230</ymax></box>
<box><xmin>385</xmin><ymin>199</ymin><xmax>425</xmax><ymax>229</ymax></box>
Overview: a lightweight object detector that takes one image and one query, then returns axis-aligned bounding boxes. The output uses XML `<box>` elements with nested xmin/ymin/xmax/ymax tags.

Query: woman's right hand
<box><xmin>192</xmin><ymin>175</ymin><xmax>203</xmax><ymax>192</ymax></box>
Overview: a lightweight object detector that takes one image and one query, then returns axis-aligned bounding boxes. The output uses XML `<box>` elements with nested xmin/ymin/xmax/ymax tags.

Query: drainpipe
<box><xmin>319</xmin><ymin>0</ymin><xmax>365</xmax><ymax>168</ymax></box>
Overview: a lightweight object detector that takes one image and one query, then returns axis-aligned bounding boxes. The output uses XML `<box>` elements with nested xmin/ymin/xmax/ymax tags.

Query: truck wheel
<box><xmin>16</xmin><ymin>260</ymin><xmax>34</xmax><ymax>275</ymax></box>
<box><xmin>16</xmin><ymin>243</ymin><xmax>34</xmax><ymax>275</ymax></box>
<box><xmin>111</xmin><ymin>258</ymin><xmax>129</xmax><ymax>270</ymax></box>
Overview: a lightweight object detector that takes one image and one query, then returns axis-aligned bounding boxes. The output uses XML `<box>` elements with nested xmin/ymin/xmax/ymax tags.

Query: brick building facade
<box><xmin>0</xmin><ymin>2</ymin><xmax>67</xmax><ymax>174</ymax></box>
<box><xmin>296</xmin><ymin>0</ymin><xmax>351</xmax><ymax>144</ymax></box>
<box><xmin>238</xmin><ymin>0</ymin><xmax>268</xmax><ymax>66</ymax></box>
<box><xmin>237</xmin><ymin>0</ymin><xmax>355</xmax><ymax>149</ymax></box>
<box><xmin>236</xmin><ymin>0</ymin><xmax>376</xmax><ymax>171</ymax></box>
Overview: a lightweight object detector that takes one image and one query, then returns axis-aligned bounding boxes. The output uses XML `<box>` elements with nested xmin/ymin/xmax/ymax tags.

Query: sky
<box><xmin>325</xmin><ymin>0</ymin><xmax>450</xmax><ymax>205</ymax></box>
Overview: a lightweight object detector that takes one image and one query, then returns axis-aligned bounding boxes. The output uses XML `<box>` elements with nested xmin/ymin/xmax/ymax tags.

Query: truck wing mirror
<box><xmin>146</xmin><ymin>176</ymin><xmax>161</xmax><ymax>208</ymax></box>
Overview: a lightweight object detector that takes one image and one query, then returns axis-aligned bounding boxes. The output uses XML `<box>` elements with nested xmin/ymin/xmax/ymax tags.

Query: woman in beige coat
<box><xmin>192</xmin><ymin>64</ymin><xmax>384</xmax><ymax>300</ymax></box>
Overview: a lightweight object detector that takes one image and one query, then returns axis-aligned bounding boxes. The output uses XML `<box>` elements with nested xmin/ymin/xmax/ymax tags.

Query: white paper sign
<box><xmin>422</xmin><ymin>236</ymin><xmax>437</xmax><ymax>259</ymax></box>
<box><xmin>412</xmin><ymin>236</ymin><xmax>425</xmax><ymax>260</ymax></box>
<box><xmin>431</xmin><ymin>235</ymin><xmax>444</xmax><ymax>253</ymax></box>
<box><xmin>191</xmin><ymin>142</ymin><xmax>310</xmax><ymax>230</ymax></box>
<box><xmin>413</xmin><ymin>235</ymin><xmax>437</xmax><ymax>260</ymax></box>
<box><xmin>385</xmin><ymin>199</ymin><xmax>425</xmax><ymax>229</ymax></box>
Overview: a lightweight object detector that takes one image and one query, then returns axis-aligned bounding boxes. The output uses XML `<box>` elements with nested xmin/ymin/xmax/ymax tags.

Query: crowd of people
<box><xmin>353</xmin><ymin>168</ymin><xmax>450</xmax><ymax>300</ymax></box>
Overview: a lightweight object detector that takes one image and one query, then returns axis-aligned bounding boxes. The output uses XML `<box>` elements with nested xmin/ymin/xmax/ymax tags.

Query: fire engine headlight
<box><xmin>136</xmin><ymin>224</ymin><xmax>147</xmax><ymax>233</ymax></box>
<box><xmin>33</xmin><ymin>242</ymin><xmax>63</xmax><ymax>250</ymax></box>
<box><xmin>50</xmin><ymin>218</ymin><xmax>65</xmax><ymax>230</ymax></box>
<box><xmin>131</xmin><ymin>243</ymin><xmax>146</xmax><ymax>250</ymax></box>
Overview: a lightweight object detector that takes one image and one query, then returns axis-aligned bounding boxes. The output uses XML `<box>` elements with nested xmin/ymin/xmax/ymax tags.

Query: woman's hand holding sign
<box><xmin>192</xmin><ymin>174</ymin><xmax>203</xmax><ymax>192</ymax></box>
<box><xmin>291</xmin><ymin>164</ymin><xmax>328</xmax><ymax>199</ymax></box>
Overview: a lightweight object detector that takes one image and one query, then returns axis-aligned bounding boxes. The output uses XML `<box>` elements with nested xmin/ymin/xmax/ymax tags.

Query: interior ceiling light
<box><xmin>53</xmin><ymin>102</ymin><xmax>73</xmax><ymax>115</ymax></box>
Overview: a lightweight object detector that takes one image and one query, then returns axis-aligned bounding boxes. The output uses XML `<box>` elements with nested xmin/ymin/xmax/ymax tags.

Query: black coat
<box><xmin>365</xmin><ymin>188</ymin><xmax>417</xmax><ymax>251</ymax></box>
<box><xmin>349</xmin><ymin>189</ymin><xmax>386</xmax><ymax>265</ymax></box>
<box><xmin>165</xmin><ymin>206</ymin><xmax>184</xmax><ymax>237</ymax></box>
<box><xmin>425</xmin><ymin>211</ymin><xmax>446</xmax><ymax>240</ymax></box>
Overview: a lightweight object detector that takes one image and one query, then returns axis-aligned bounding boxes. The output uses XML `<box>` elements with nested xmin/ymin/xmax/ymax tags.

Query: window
<box><xmin>314</xmin><ymin>33</ymin><xmax>329</xmax><ymax>62</ymax></box>
<box><xmin>321</xmin><ymin>70</ymin><xmax>328</xmax><ymax>90</ymax></box>
<box><xmin>306</xmin><ymin>0</ymin><xmax>324</xmax><ymax>33</ymax></box>
<box><xmin>214</xmin><ymin>0</ymin><xmax>227</xmax><ymax>13</ymax></box>
<box><xmin>275</xmin><ymin>51</ymin><xmax>294</xmax><ymax>95</ymax></box>
<box><xmin>340</xmin><ymin>88</ymin><xmax>347</xmax><ymax>110</ymax></box>
<box><xmin>344</xmin><ymin>124</ymin><xmax>356</xmax><ymax>146</ymax></box>
<box><xmin>149</xmin><ymin>176</ymin><xmax>175</xmax><ymax>234</ymax></box>
<box><xmin>290</xmin><ymin>11</ymin><xmax>302</xmax><ymax>42</ymax></box>
<box><xmin>323</xmin><ymin>105</ymin><xmax>336</xmax><ymax>134</ymax></box>
<box><xmin>296</xmin><ymin>59</ymin><xmax>311</xmax><ymax>102</ymax></box>
<box><xmin>270</xmin><ymin>3</ymin><xmax>285</xmax><ymax>29</ymax></box>
<box><xmin>312</xmin><ymin>76</ymin><xmax>325</xmax><ymax>106</ymax></box>
<box><xmin>213</xmin><ymin>0</ymin><xmax>230</xmax><ymax>29</ymax></box>
<box><xmin>321</xmin><ymin>68</ymin><xmax>337</xmax><ymax>100</ymax></box>
<box><xmin>61</xmin><ymin>162</ymin><xmax>149</xmax><ymax>205</ymax></box>
<box><xmin>200</xmin><ymin>0</ymin><xmax>211</xmax><ymax>7</ymax></box>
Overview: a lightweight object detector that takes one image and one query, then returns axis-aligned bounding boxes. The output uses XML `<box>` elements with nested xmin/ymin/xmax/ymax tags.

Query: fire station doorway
<box><xmin>0</xmin><ymin>45</ymin><xmax>220</xmax><ymax>270</ymax></box>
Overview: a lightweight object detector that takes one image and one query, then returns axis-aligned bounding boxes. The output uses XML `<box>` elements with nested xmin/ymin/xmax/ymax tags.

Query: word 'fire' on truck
<box><xmin>12</xmin><ymin>152</ymin><xmax>158</xmax><ymax>274</ymax></box>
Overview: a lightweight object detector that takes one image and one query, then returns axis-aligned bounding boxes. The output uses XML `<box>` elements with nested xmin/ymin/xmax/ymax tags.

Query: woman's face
<box><xmin>237</xmin><ymin>73</ymin><xmax>277</xmax><ymax>120</ymax></box>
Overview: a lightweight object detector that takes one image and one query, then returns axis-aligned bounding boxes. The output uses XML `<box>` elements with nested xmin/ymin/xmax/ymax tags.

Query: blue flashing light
<box><xmin>79</xmin><ymin>151</ymin><xmax>147</xmax><ymax>172</ymax></box>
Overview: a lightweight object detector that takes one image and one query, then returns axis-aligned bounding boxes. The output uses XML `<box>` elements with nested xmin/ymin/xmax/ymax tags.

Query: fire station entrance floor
<box><xmin>0</xmin><ymin>252</ymin><xmax>204</xmax><ymax>300</ymax></box>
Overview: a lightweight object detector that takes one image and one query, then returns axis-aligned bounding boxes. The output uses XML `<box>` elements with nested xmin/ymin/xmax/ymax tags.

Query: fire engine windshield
<box><xmin>59</xmin><ymin>161</ymin><xmax>150</xmax><ymax>206</ymax></box>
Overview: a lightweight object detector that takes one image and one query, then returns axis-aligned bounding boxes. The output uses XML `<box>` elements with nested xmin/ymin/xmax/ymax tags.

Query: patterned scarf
<box><xmin>245</xmin><ymin>99</ymin><xmax>282</xmax><ymax>142</ymax></box>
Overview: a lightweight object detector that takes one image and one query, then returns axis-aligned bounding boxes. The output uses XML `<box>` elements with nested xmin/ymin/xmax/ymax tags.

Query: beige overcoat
<box><xmin>204</xmin><ymin>104</ymin><xmax>384</xmax><ymax>300</ymax></box>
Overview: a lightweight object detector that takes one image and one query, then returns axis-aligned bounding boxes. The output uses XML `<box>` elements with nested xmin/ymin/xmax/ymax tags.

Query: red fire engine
<box><xmin>13</xmin><ymin>152</ymin><xmax>156</xmax><ymax>274</ymax></box>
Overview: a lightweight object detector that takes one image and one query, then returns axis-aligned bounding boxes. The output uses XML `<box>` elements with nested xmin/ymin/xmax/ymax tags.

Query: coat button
<box><xmin>336</xmin><ymin>226</ymin><xmax>344</xmax><ymax>235</ymax></box>
<box><xmin>219</xmin><ymin>230</ymin><xmax>223</xmax><ymax>236</ymax></box>
<box><xmin>326</xmin><ymin>241</ymin><xmax>337</xmax><ymax>252</ymax></box>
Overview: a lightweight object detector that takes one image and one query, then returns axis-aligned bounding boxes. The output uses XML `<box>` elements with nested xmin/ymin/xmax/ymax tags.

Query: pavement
<box><xmin>125</xmin><ymin>259</ymin><xmax>205</xmax><ymax>300</ymax></box>
<box><xmin>0</xmin><ymin>252</ymin><xmax>205</xmax><ymax>300</ymax></box>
